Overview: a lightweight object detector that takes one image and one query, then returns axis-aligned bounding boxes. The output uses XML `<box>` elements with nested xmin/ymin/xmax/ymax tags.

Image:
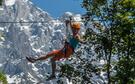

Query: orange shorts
<box><xmin>48</xmin><ymin>44</ymin><xmax>74</xmax><ymax>61</ymax></box>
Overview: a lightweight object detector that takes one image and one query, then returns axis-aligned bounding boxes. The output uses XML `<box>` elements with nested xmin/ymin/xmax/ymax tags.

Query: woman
<box><xmin>26</xmin><ymin>20</ymin><xmax>85</xmax><ymax>80</ymax></box>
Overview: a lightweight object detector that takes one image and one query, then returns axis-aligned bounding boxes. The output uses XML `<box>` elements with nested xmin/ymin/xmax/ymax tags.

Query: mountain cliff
<box><xmin>0</xmin><ymin>0</ymin><xmax>107</xmax><ymax>84</ymax></box>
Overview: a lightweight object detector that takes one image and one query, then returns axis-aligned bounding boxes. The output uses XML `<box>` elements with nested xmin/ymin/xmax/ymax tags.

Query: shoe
<box><xmin>26</xmin><ymin>57</ymin><xmax>36</xmax><ymax>63</ymax></box>
<box><xmin>46</xmin><ymin>75</ymin><xmax>56</xmax><ymax>81</ymax></box>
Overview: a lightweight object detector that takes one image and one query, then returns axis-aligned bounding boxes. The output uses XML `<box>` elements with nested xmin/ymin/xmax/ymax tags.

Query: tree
<box><xmin>82</xmin><ymin>0</ymin><xmax>135</xmax><ymax>84</ymax></box>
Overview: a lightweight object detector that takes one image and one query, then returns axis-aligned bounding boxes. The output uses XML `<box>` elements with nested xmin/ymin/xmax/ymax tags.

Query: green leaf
<box><xmin>0</xmin><ymin>72</ymin><xmax>8</xmax><ymax>84</ymax></box>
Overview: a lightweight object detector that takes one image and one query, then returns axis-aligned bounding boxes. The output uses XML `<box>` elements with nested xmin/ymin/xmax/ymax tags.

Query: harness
<box><xmin>60</xmin><ymin>41</ymin><xmax>74</xmax><ymax>55</ymax></box>
<box><xmin>60</xmin><ymin>36</ymin><xmax>79</xmax><ymax>58</ymax></box>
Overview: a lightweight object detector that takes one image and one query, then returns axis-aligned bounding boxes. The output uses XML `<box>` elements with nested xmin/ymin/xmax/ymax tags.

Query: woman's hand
<box><xmin>76</xmin><ymin>35</ymin><xmax>87</xmax><ymax>44</ymax></box>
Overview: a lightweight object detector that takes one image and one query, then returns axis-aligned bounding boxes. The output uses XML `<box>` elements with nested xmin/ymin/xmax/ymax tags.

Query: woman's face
<box><xmin>72</xmin><ymin>28</ymin><xmax>79</xmax><ymax>35</ymax></box>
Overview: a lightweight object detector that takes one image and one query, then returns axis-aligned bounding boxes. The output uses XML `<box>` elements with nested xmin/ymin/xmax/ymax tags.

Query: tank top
<box><xmin>69</xmin><ymin>37</ymin><xmax>79</xmax><ymax>49</ymax></box>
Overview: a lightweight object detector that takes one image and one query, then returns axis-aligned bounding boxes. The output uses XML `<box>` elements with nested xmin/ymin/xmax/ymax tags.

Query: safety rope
<box><xmin>64</xmin><ymin>17</ymin><xmax>72</xmax><ymax>58</ymax></box>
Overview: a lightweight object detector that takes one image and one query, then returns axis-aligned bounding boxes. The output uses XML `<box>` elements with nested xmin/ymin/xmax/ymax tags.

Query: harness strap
<box><xmin>60</xmin><ymin>41</ymin><xmax>74</xmax><ymax>58</ymax></box>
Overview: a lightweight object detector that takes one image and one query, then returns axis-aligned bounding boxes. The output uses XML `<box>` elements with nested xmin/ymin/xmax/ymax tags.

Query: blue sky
<box><xmin>32</xmin><ymin>0</ymin><xmax>85</xmax><ymax>18</ymax></box>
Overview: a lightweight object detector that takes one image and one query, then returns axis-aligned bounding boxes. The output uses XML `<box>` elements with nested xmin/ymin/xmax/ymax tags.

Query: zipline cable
<box><xmin>0</xmin><ymin>21</ymin><xmax>56</xmax><ymax>23</ymax></box>
<box><xmin>0</xmin><ymin>20</ymin><xmax>107</xmax><ymax>24</ymax></box>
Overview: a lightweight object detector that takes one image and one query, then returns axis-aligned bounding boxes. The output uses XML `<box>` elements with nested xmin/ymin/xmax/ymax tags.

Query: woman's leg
<box><xmin>50</xmin><ymin>58</ymin><xmax>56</xmax><ymax>77</ymax></box>
<box><xmin>47</xmin><ymin>55</ymin><xmax>60</xmax><ymax>80</ymax></box>
<box><xmin>27</xmin><ymin>50</ymin><xmax>58</xmax><ymax>63</ymax></box>
<box><xmin>35</xmin><ymin>51</ymin><xmax>56</xmax><ymax>61</ymax></box>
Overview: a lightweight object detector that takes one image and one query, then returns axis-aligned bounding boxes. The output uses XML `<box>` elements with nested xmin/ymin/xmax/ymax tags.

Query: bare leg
<box><xmin>34</xmin><ymin>54</ymin><xmax>57</xmax><ymax>76</ymax></box>
<box><xmin>35</xmin><ymin>53</ymin><xmax>55</xmax><ymax>61</ymax></box>
<box><xmin>26</xmin><ymin>51</ymin><xmax>56</xmax><ymax>63</ymax></box>
<box><xmin>46</xmin><ymin>58</ymin><xmax>56</xmax><ymax>80</ymax></box>
<box><xmin>51</xmin><ymin>58</ymin><xmax>56</xmax><ymax>77</ymax></box>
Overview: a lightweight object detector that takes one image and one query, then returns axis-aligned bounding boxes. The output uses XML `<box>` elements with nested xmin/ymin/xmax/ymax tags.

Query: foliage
<box><xmin>0</xmin><ymin>71</ymin><xmax>8</xmax><ymax>84</ymax></box>
<box><xmin>81</xmin><ymin>0</ymin><xmax>135</xmax><ymax>84</ymax></box>
<box><xmin>111</xmin><ymin>57</ymin><xmax>135</xmax><ymax>84</ymax></box>
<box><xmin>0</xmin><ymin>0</ymin><xmax>2</xmax><ymax>6</ymax></box>
<box><xmin>59</xmin><ymin>48</ymin><xmax>102</xmax><ymax>83</ymax></box>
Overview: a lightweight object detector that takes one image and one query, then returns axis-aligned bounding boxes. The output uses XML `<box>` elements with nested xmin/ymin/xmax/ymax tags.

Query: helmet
<box><xmin>63</xmin><ymin>12</ymin><xmax>73</xmax><ymax>21</ymax></box>
<box><xmin>71</xmin><ymin>22</ymin><xmax>81</xmax><ymax>30</ymax></box>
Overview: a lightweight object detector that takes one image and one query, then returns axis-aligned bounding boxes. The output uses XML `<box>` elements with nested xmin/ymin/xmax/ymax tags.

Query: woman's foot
<box><xmin>26</xmin><ymin>57</ymin><xmax>36</xmax><ymax>63</ymax></box>
<box><xmin>46</xmin><ymin>75</ymin><xmax>56</xmax><ymax>81</ymax></box>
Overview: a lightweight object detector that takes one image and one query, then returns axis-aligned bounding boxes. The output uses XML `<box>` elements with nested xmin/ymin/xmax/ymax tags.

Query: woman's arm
<box><xmin>76</xmin><ymin>35</ymin><xmax>87</xmax><ymax>44</ymax></box>
<box><xmin>65</xmin><ymin>20</ymin><xmax>72</xmax><ymax>27</ymax></box>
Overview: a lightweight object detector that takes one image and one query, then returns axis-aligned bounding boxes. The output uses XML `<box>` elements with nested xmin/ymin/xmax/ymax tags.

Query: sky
<box><xmin>32</xmin><ymin>0</ymin><xmax>86</xmax><ymax>18</ymax></box>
